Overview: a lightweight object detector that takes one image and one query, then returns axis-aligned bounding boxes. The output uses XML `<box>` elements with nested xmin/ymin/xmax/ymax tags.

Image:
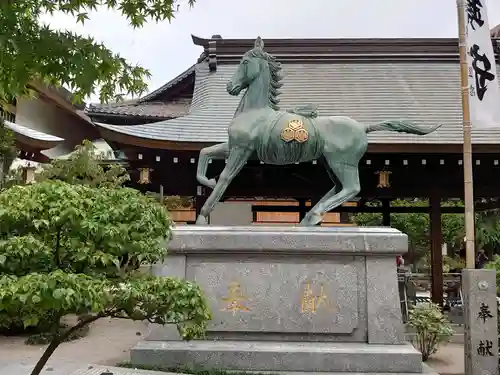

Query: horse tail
<box><xmin>365</xmin><ymin>120</ymin><xmax>441</xmax><ymax>135</ymax></box>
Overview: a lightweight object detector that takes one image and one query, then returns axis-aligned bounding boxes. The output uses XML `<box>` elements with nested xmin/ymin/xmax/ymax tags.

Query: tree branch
<box><xmin>30</xmin><ymin>312</ymin><xmax>104</xmax><ymax>375</ymax></box>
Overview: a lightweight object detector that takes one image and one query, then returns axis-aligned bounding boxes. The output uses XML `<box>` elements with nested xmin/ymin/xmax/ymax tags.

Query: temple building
<box><xmin>6</xmin><ymin>27</ymin><xmax>500</xmax><ymax>305</ymax></box>
<box><xmin>1</xmin><ymin>83</ymin><xmax>102</xmax><ymax>164</ymax></box>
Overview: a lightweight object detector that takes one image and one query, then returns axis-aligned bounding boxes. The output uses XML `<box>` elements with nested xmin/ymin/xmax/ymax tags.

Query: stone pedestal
<box><xmin>132</xmin><ymin>226</ymin><xmax>436</xmax><ymax>375</ymax></box>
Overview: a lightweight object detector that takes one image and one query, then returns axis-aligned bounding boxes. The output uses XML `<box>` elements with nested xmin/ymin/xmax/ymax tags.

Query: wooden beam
<box><xmin>251</xmin><ymin>205</ymin><xmax>468</xmax><ymax>213</ymax></box>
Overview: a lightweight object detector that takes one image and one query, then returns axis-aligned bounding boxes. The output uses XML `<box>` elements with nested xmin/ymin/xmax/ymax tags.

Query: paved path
<box><xmin>0</xmin><ymin>318</ymin><xmax>465</xmax><ymax>375</ymax></box>
<box><xmin>426</xmin><ymin>343</ymin><xmax>465</xmax><ymax>375</ymax></box>
<box><xmin>0</xmin><ymin>318</ymin><xmax>150</xmax><ymax>375</ymax></box>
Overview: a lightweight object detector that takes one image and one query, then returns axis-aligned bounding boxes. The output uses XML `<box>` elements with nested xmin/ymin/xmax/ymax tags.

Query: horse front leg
<box><xmin>196</xmin><ymin>146</ymin><xmax>252</xmax><ymax>225</ymax></box>
<box><xmin>196</xmin><ymin>142</ymin><xmax>229</xmax><ymax>189</ymax></box>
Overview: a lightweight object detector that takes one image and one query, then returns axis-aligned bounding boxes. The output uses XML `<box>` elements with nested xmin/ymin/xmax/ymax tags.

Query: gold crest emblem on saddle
<box><xmin>280</xmin><ymin>119</ymin><xmax>309</xmax><ymax>143</ymax></box>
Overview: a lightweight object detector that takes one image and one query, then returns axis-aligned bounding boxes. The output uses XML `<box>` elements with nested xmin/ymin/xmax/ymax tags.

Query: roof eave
<box><xmin>4</xmin><ymin>120</ymin><xmax>64</xmax><ymax>150</ymax></box>
<box><xmin>85</xmin><ymin>111</ymin><xmax>175</xmax><ymax>121</ymax></box>
<box><xmin>15</xmin><ymin>134</ymin><xmax>63</xmax><ymax>150</ymax></box>
<box><xmin>92</xmin><ymin>126</ymin><xmax>500</xmax><ymax>154</ymax></box>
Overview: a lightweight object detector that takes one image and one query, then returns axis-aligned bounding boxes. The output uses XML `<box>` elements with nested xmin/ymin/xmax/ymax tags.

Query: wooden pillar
<box><xmin>297</xmin><ymin>199</ymin><xmax>307</xmax><ymax>221</ymax></box>
<box><xmin>430</xmin><ymin>192</ymin><xmax>443</xmax><ymax>307</ymax></box>
<box><xmin>339</xmin><ymin>205</ymin><xmax>350</xmax><ymax>224</ymax></box>
<box><xmin>195</xmin><ymin>185</ymin><xmax>207</xmax><ymax>221</ymax></box>
<box><xmin>252</xmin><ymin>208</ymin><xmax>258</xmax><ymax>223</ymax></box>
<box><xmin>382</xmin><ymin>199</ymin><xmax>391</xmax><ymax>226</ymax></box>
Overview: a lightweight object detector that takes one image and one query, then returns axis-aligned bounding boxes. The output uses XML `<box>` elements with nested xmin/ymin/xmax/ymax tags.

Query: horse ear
<box><xmin>254</xmin><ymin>36</ymin><xmax>264</xmax><ymax>50</ymax></box>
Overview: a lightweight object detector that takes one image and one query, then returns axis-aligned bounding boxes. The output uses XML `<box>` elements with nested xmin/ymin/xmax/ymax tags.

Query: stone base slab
<box><xmin>213</xmin><ymin>366</ymin><xmax>439</xmax><ymax>375</ymax></box>
<box><xmin>131</xmin><ymin>340</ymin><xmax>424</xmax><ymax>373</ymax></box>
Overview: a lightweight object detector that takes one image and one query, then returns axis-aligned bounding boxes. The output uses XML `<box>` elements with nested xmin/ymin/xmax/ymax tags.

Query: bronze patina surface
<box><xmin>196</xmin><ymin>37</ymin><xmax>440</xmax><ymax>226</ymax></box>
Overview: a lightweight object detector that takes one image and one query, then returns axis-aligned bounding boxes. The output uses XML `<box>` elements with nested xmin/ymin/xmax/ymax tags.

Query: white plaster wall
<box><xmin>15</xmin><ymin>97</ymin><xmax>90</xmax><ymax>144</ymax></box>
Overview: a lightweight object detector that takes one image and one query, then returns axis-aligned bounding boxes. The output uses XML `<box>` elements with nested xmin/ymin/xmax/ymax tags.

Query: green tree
<box><xmin>475</xmin><ymin>207</ymin><xmax>500</xmax><ymax>255</ymax></box>
<box><xmin>1</xmin><ymin>141</ymin><xmax>128</xmax><ymax>337</ymax></box>
<box><xmin>0</xmin><ymin>0</ymin><xmax>195</xmax><ymax>104</ymax></box>
<box><xmin>0</xmin><ymin>180</ymin><xmax>211</xmax><ymax>375</ymax></box>
<box><xmin>351</xmin><ymin>199</ymin><xmax>465</xmax><ymax>265</ymax></box>
<box><xmin>352</xmin><ymin>199</ymin><xmax>500</xmax><ymax>267</ymax></box>
<box><xmin>37</xmin><ymin>139</ymin><xmax>130</xmax><ymax>187</ymax></box>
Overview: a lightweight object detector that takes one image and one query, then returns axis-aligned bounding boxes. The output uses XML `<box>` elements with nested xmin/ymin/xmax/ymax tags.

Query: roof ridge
<box><xmin>138</xmin><ymin>65</ymin><xmax>196</xmax><ymax>103</ymax></box>
<box><xmin>88</xmin><ymin>98</ymin><xmax>139</xmax><ymax>109</ymax></box>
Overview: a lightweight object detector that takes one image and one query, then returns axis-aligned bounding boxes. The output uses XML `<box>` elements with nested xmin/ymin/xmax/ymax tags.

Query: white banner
<box><xmin>464</xmin><ymin>0</ymin><xmax>500</xmax><ymax>128</ymax></box>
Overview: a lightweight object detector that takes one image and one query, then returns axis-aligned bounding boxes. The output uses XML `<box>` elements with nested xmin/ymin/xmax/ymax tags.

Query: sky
<box><xmin>42</xmin><ymin>0</ymin><xmax>500</xmax><ymax>103</ymax></box>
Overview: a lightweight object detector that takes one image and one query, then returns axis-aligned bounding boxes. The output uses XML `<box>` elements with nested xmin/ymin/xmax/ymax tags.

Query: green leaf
<box><xmin>76</xmin><ymin>12</ymin><xmax>89</xmax><ymax>24</ymax></box>
<box><xmin>407</xmin><ymin>302</ymin><xmax>454</xmax><ymax>361</ymax></box>
<box><xmin>0</xmin><ymin>0</ymin><xmax>197</xmax><ymax>103</ymax></box>
<box><xmin>53</xmin><ymin>289</ymin><xmax>64</xmax><ymax>300</ymax></box>
<box><xmin>350</xmin><ymin>199</ymin><xmax>500</xmax><ymax>271</ymax></box>
<box><xmin>0</xmin><ymin>160</ymin><xmax>210</xmax><ymax>370</ymax></box>
<box><xmin>37</xmin><ymin>140</ymin><xmax>130</xmax><ymax>188</ymax></box>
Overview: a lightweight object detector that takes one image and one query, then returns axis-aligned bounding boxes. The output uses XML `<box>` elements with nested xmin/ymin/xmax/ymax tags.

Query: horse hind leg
<box><xmin>320</xmin><ymin>156</ymin><xmax>340</xmax><ymax>195</ymax></box>
<box><xmin>300</xmin><ymin>160</ymin><xmax>361</xmax><ymax>226</ymax></box>
<box><xmin>196</xmin><ymin>142</ymin><xmax>229</xmax><ymax>189</ymax></box>
<box><xmin>196</xmin><ymin>146</ymin><xmax>252</xmax><ymax>225</ymax></box>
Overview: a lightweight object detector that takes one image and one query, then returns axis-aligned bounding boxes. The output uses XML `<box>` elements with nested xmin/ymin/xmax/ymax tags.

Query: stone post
<box><xmin>462</xmin><ymin>269</ymin><xmax>498</xmax><ymax>375</ymax></box>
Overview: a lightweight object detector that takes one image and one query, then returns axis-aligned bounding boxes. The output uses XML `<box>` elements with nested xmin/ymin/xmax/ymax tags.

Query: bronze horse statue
<box><xmin>195</xmin><ymin>37</ymin><xmax>440</xmax><ymax>226</ymax></box>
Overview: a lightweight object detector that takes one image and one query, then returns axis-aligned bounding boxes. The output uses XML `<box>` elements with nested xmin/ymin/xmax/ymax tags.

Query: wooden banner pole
<box><xmin>456</xmin><ymin>0</ymin><xmax>476</xmax><ymax>269</ymax></box>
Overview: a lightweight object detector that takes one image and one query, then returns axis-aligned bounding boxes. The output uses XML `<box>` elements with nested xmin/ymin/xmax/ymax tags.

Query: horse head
<box><xmin>226</xmin><ymin>37</ymin><xmax>283</xmax><ymax>111</ymax></box>
<box><xmin>227</xmin><ymin>37</ymin><xmax>267</xmax><ymax>96</ymax></box>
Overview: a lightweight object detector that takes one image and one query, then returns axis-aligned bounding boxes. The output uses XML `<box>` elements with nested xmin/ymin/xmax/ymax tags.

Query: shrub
<box><xmin>0</xmin><ymin>180</ymin><xmax>211</xmax><ymax>375</ymax></box>
<box><xmin>407</xmin><ymin>302</ymin><xmax>454</xmax><ymax>361</ymax></box>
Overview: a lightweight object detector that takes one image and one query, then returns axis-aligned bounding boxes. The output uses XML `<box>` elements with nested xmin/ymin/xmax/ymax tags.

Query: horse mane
<box><xmin>245</xmin><ymin>48</ymin><xmax>283</xmax><ymax>111</ymax></box>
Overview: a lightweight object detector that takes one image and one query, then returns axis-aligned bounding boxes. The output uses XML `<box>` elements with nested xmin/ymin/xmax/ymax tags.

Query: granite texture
<box><xmin>131</xmin><ymin>341</ymin><xmax>422</xmax><ymax>373</ymax></box>
<box><xmin>150</xmin><ymin>255</ymin><xmax>186</xmax><ymax>278</ymax></box>
<box><xmin>136</xmin><ymin>226</ymin><xmax>419</xmax><ymax>373</ymax></box>
<box><xmin>146</xmin><ymin>255</ymin><xmax>187</xmax><ymax>341</ymax></box>
<box><xmin>462</xmin><ymin>269</ymin><xmax>499</xmax><ymax>375</ymax></box>
<box><xmin>167</xmin><ymin>226</ymin><xmax>408</xmax><ymax>255</ymax></box>
<box><xmin>366</xmin><ymin>257</ymin><xmax>405</xmax><ymax>344</ymax></box>
<box><xmin>190</xmin><ymin>258</ymin><xmax>359</xmax><ymax>334</ymax></box>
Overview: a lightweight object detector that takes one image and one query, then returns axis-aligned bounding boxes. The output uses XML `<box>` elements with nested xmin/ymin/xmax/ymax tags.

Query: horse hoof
<box><xmin>196</xmin><ymin>215</ymin><xmax>208</xmax><ymax>225</ymax></box>
<box><xmin>299</xmin><ymin>212</ymin><xmax>323</xmax><ymax>226</ymax></box>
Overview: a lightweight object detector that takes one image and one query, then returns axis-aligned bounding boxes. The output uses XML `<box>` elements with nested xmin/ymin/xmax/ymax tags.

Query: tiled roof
<box><xmin>86</xmin><ymin>100</ymin><xmax>190</xmax><ymax>119</ymax></box>
<box><xmin>491</xmin><ymin>25</ymin><xmax>500</xmax><ymax>38</ymax></box>
<box><xmin>139</xmin><ymin>65</ymin><xmax>195</xmax><ymax>102</ymax></box>
<box><xmin>95</xmin><ymin>60</ymin><xmax>500</xmax><ymax>145</ymax></box>
<box><xmin>5</xmin><ymin>120</ymin><xmax>64</xmax><ymax>142</ymax></box>
<box><xmin>86</xmin><ymin>65</ymin><xmax>195</xmax><ymax>118</ymax></box>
